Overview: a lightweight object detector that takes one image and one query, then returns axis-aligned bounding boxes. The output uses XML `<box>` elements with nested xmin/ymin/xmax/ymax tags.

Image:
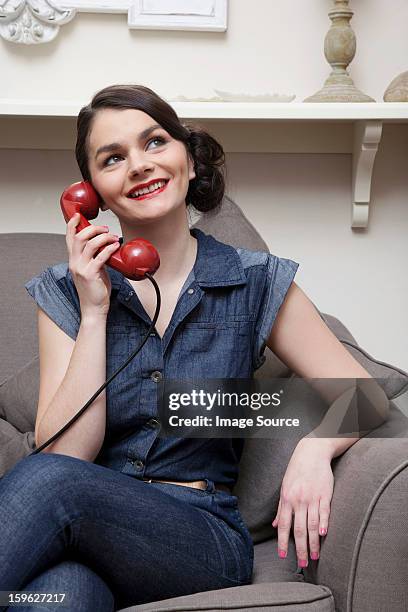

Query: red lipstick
<box><xmin>131</xmin><ymin>181</ymin><xmax>169</xmax><ymax>201</ymax></box>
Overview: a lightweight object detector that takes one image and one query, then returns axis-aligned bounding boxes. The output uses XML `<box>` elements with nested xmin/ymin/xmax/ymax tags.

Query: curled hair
<box><xmin>75</xmin><ymin>83</ymin><xmax>226</xmax><ymax>213</ymax></box>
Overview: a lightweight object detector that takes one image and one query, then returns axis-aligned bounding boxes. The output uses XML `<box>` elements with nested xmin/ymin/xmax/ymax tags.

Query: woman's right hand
<box><xmin>66</xmin><ymin>213</ymin><xmax>121</xmax><ymax>318</ymax></box>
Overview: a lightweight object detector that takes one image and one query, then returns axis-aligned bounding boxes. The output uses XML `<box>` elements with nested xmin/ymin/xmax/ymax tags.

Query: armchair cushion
<box><xmin>0</xmin><ymin>419</ymin><xmax>35</xmax><ymax>477</ymax></box>
<box><xmin>0</xmin><ymin>355</ymin><xmax>39</xmax><ymax>432</ymax></box>
<box><xmin>126</xmin><ymin>582</ymin><xmax>335</xmax><ymax>611</ymax></box>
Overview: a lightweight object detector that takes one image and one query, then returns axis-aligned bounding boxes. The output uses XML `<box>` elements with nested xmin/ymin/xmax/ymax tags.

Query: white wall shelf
<box><xmin>0</xmin><ymin>100</ymin><xmax>407</xmax><ymax>120</ymax></box>
<box><xmin>1</xmin><ymin>101</ymin><xmax>407</xmax><ymax>228</ymax></box>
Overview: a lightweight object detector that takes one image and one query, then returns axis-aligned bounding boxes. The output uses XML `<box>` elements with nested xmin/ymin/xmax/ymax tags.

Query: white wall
<box><xmin>2</xmin><ymin>0</ymin><xmax>408</xmax><ymax>102</ymax></box>
<box><xmin>1</xmin><ymin>0</ymin><xmax>407</xmax><ymax>371</ymax></box>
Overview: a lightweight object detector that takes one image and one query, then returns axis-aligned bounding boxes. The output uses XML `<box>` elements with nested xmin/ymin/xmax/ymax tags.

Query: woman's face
<box><xmin>87</xmin><ymin>108</ymin><xmax>196</xmax><ymax>225</ymax></box>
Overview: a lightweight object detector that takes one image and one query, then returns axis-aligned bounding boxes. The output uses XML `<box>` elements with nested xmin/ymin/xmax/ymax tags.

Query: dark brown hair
<box><xmin>75</xmin><ymin>84</ymin><xmax>226</xmax><ymax>213</ymax></box>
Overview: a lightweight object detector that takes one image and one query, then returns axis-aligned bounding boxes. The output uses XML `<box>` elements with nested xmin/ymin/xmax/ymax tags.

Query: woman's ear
<box><xmin>90</xmin><ymin>183</ymin><xmax>107</xmax><ymax>211</ymax></box>
<box><xmin>188</xmin><ymin>153</ymin><xmax>196</xmax><ymax>181</ymax></box>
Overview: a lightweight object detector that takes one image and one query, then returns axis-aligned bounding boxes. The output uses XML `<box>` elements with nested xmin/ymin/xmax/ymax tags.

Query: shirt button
<box><xmin>150</xmin><ymin>370</ymin><xmax>163</xmax><ymax>382</ymax></box>
<box><xmin>187</xmin><ymin>288</ymin><xmax>195</xmax><ymax>295</ymax></box>
<box><xmin>147</xmin><ymin>418</ymin><xmax>160</xmax><ymax>429</ymax></box>
<box><xmin>134</xmin><ymin>459</ymin><xmax>144</xmax><ymax>470</ymax></box>
<box><xmin>125</xmin><ymin>291</ymin><xmax>134</xmax><ymax>302</ymax></box>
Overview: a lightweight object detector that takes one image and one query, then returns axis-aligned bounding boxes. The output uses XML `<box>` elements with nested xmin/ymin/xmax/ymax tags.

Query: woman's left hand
<box><xmin>271</xmin><ymin>438</ymin><xmax>334</xmax><ymax>567</ymax></box>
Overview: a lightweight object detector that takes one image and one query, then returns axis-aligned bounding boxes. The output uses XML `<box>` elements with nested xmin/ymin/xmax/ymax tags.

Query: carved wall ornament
<box><xmin>0</xmin><ymin>1</ymin><xmax>75</xmax><ymax>44</ymax></box>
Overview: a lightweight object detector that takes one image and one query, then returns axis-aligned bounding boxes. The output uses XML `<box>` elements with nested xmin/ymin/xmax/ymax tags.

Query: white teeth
<box><xmin>129</xmin><ymin>180</ymin><xmax>167</xmax><ymax>198</ymax></box>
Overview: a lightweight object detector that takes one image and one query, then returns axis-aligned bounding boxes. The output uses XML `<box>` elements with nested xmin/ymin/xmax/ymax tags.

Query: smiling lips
<box><xmin>127</xmin><ymin>179</ymin><xmax>169</xmax><ymax>201</ymax></box>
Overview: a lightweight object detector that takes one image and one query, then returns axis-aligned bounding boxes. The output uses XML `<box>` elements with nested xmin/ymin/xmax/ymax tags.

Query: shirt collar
<box><xmin>109</xmin><ymin>227</ymin><xmax>247</xmax><ymax>291</ymax></box>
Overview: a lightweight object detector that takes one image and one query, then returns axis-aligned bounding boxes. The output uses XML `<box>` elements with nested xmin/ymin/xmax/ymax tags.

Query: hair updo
<box><xmin>75</xmin><ymin>83</ymin><xmax>226</xmax><ymax>213</ymax></box>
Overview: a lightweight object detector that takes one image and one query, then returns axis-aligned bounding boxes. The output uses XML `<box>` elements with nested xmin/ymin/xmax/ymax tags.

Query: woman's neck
<box><xmin>120</xmin><ymin>209</ymin><xmax>197</xmax><ymax>287</ymax></box>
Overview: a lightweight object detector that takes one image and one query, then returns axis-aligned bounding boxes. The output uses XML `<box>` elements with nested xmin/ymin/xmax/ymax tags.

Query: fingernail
<box><xmin>310</xmin><ymin>552</ymin><xmax>319</xmax><ymax>560</ymax></box>
<box><xmin>278</xmin><ymin>548</ymin><xmax>287</xmax><ymax>559</ymax></box>
<box><xmin>319</xmin><ymin>527</ymin><xmax>327</xmax><ymax>536</ymax></box>
<box><xmin>298</xmin><ymin>559</ymin><xmax>308</xmax><ymax>568</ymax></box>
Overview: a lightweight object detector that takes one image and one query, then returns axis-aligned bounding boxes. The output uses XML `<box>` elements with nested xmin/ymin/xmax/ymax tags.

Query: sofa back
<box><xmin>0</xmin><ymin>233</ymin><xmax>68</xmax><ymax>385</ymax></box>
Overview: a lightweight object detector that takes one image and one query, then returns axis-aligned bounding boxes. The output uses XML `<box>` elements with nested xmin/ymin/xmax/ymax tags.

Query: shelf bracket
<box><xmin>351</xmin><ymin>120</ymin><xmax>383</xmax><ymax>229</ymax></box>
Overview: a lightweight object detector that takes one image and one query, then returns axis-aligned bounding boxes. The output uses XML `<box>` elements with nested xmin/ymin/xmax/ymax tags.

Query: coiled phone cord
<box><xmin>29</xmin><ymin>272</ymin><xmax>161</xmax><ymax>456</ymax></box>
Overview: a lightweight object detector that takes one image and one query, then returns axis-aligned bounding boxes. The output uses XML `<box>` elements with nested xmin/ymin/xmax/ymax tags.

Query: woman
<box><xmin>0</xmin><ymin>84</ymin><xmax>388</xmax><ymax>611</ymax></box>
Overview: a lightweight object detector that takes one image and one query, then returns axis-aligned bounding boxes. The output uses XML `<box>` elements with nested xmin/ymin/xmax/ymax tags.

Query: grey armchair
<box><xmin>1</xmin><ymin>197</ymin><xmax>407</xmax><ymax>611</ymax></box>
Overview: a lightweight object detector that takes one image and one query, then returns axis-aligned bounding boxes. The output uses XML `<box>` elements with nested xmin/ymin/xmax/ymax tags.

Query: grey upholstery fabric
<box><xmin>192</xmin><ymin>195</ymin><xmax>270</xmax><ymax>253</ymax></box>
<box><xmin>0</xmin><ymin>356</ymin><xmax>39</xmax><ymax>431</ymax></box>
<box><xmin>0</xmin><ymin>419</ymin><xmax>35</xmax><ymax>477</ymax></box>
<box><xmin>304</xmin><ymin>408</ymin><xmax>408</xmax><ymax>612</ymax></box>
<box><xmin>124</xmin><ymin>582</ymin><xmax>335</xmax><ymax>611</ymax></box>
<box><xmin>0</xmin><ymin>232</ymin><xmax>68</xmax><ymax>385</ymax></box>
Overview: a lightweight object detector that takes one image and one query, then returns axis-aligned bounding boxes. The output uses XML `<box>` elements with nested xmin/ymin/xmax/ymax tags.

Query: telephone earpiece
<box><xmin>60</xmin><ymin>181</ymin><xmax>160</xmax><ymax>281</ymax></box>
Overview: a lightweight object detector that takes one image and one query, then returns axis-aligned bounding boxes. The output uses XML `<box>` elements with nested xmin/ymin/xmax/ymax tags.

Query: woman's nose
<box><xmin>128</xmin><ymin>151</ymin><xmax>154</xmax><ymax>177</ymax></box>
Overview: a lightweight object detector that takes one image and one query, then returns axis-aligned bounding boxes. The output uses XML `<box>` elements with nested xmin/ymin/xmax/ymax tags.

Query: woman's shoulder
<box><xmin>25</xmin><ymin>262</ymin><xmax>76</xmax><ymax>301</ymax></box>
<box><xmin>25</xmin><ymin>262</ymin><xmax>81</xmax><ymax>341</ymax></box>
<box><xmin>202</xmin><ymin>230</ymin><xmax>297</xmax><ymax>274</ymax></box>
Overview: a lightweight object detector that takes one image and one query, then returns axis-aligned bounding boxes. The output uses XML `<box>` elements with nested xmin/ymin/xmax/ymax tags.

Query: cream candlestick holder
<box><xmin>305</xmin><ymin>0</ymin><xmax>375</xmax><ymax>102</ymax></box>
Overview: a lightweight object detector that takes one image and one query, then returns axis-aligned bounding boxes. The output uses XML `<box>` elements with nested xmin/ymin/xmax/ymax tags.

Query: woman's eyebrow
<box><xmin>94</xmin><ymin>123</ymin><xmax>162</xmax><ymax>160</ymax></box>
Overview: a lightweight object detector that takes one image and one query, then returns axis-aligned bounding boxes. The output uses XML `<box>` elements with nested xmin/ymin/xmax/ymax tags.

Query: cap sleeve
<box><xmin>25</xmin><ymin>264</ymin><xmax>80</xmax><ymax>341</ymax></box>
<box><xmin>253</xmin><ymin>254</ymin><xmax>299</xmax><ymax>371</ymax></box>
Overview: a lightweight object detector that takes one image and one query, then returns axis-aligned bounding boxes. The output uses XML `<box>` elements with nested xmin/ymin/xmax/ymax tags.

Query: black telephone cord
<box><xmin>29</xmin><ymin>272</ymin><xmax>161</xmax><ymax>455</ymax></box>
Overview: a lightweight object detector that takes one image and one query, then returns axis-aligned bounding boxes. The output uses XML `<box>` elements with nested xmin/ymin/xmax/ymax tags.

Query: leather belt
<box><xmin>142</xmin><ymin>477</ymin><xmax>231</xmax><ymax>494</ymax></box>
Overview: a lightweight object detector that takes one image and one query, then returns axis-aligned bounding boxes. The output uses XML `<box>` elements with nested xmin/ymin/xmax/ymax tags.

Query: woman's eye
<box><xmin>147</xmin><ymin>136</ymin><xmax>165</xmax><ymax>149</ymax></box>
<box><xmin>102</xmin><ymin>137</ymin><xmax>165</xmax><ymax>166</ymax></box>
<box><xmin>103</xmin><ymin>154</ymin><xmax>122</xmax><ymax>167</ymax></box>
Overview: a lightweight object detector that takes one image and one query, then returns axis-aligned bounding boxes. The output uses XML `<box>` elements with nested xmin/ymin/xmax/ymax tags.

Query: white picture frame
<box><xmin>128</xmin><ymin>0</ymin><xmax>228</xmax><ymax>32</ymax></box>
<box><xmin>58</xmin><ymin>0</ymin><xmax>228</xmax><ymax>29</ymax></box>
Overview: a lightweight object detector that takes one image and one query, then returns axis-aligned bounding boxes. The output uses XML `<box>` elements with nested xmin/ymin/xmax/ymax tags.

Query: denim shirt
<box><xmin>25</xmin><ymin>228</ymin><xmax>299</xmax><ymax>487</ymax></box>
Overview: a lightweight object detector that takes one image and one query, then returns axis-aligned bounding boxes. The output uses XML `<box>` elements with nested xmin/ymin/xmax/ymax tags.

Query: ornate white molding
<box><xmin>0</xmin><ymin>1</ymin><xmax>75</xmax><ymax>44</ymax></box>
<box><xmin>0</xmin><ymin>0</ymin><xmax>227</xmax><ymax>44</ymax></box>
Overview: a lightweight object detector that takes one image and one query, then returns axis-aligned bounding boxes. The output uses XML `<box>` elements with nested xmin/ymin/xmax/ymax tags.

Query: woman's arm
<box><xmin>266</xmin><ymin>281</ymin><xmax>389</xmax><ymax>566</ymax></box>
<box><xmin>35</xmin><ymin>306</ymin><xmax>108</xmax><ymax>462</ymax></box>
<box><xmin>267</xmin><ymin>281</ymin><xmax>389</xmax><ymax>451</ymax></box>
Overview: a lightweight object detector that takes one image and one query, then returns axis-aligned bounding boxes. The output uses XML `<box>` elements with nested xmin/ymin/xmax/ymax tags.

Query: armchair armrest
<box><xmin>0</xmin><ymin>418</ymin><xmax>36</xmax><ymax>478</ymax></box>
<box><xmin>304</xmin><ymin>401</ymin><xmax>408</xmax><ymax>612</ymax></box>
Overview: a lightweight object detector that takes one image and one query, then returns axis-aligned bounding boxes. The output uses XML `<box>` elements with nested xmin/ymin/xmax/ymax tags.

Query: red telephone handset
<box><xmin>60</xmin><ymin>181</ymin><xmax>160</xmax><ymax>281</ymax></box>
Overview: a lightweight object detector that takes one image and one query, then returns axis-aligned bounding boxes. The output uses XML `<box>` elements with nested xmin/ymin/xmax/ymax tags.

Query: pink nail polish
<box><xmin>278</xmin><ymin>548</ymin><xmax>287</xmax><ymax>559</ymax></box>
<box><xmin>319</xmin><ymin>527</ymin><xmax>327</xmax><ymax>536</ymax></box>
<box><xmin>298</xmin><ymin>559</ymin><xmax>308</xmax><ymax>568</ymax></box>
<box><xmin>310</xmin><ymin>552</ymin><xmax>319</xmax><ymax>560</ymax></box>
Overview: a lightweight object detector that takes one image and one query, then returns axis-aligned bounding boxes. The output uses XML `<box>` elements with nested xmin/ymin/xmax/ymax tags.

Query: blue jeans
<box><xmin>0</xmin><ymin>453</ymin><xmax>253</xmax><ymax>611</ymax></box>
